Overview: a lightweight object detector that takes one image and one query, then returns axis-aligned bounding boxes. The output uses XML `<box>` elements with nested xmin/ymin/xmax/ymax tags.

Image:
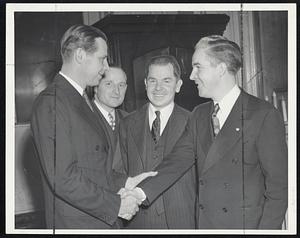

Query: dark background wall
<box><xmin>15</xmin><ymin>12</ymin><xmax>83</xmax><ymax>123</ymax></box>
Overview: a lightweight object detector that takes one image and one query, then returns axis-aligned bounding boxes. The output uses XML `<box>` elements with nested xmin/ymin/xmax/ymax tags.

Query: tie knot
<box><xmin>155</xmin><ymin>110</ymin><xmax>160</xmax><ymax>118</ymax></box>
<box><xmin>213</xmin><ymin>103</ymin><xmax>220</xmax><ymax>115</ymax></box>
<box><xmin>82</xmin><ymin>91</ymin><xmax>88</xmax><ymax>98</ymax></box>
<box><xmin>108</xmin><ymin>112</ymin><xmax>114</xmax><ymax>120</ymax></box>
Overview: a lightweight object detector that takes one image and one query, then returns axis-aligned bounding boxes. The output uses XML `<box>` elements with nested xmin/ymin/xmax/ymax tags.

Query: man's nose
<box><xmin>103</xmin><ymin>58</ymin><xmax>109</xmax><ymax>72</ymax></box>
<box><xmin>189</xmin><ymin>68</ymin><xmax>196</xmax><ymax>81</ymax></box>
<box><xmin>155</xmin><ymin>81</ymin><xmax>162</xmax><ymax>90</ymax></box>
<box><xmin>113</xmin><ymin>86</ymin><xmax>120</xmax><ymax>95</ymax></box>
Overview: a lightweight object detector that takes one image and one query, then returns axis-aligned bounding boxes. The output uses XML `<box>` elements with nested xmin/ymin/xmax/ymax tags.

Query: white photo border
<box><xmin>6</xmin><ymin>3</ymin><xmax>297</xmax><ymax>235</ymax></box>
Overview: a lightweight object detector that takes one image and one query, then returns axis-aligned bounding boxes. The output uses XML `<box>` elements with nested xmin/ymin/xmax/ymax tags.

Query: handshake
<box><xmin>117</xmin><ymin>171</ymin><xmax>157</xmax><ymax>220</ymax></box>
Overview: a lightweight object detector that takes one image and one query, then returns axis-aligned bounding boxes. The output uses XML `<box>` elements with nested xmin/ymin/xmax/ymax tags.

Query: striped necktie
<box><xmin>151</xmin><ymin>110</ymin><xmax>161</xmax><ymax>143</ymax></box>
<box><xmin>211</xmin><ymin>103</ymin><xmax>220</xmax><ymax>136</ymax></box>
<box><xmin>108</xmin><ymin>112</ymin><xmax>115</xmax><ymax>130</ymax></box>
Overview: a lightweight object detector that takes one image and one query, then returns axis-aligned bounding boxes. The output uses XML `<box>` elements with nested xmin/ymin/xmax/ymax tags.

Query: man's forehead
<box><xmin>149</xmin><ymin>63</ymin><xmax>173</xmax><ymax>70</ymax></box>
<box><xmin>94</xmin><ymin>37</ymin><xmax>108</xmax><ymax>52</ymax></box>
<box><xmin>103</xmin><ymin>68</ymin><xmax>126</xmax><ymax>81</ymax></box>
<box><xmin>192</xmin><ymin>49</ymin><xmax>210</xmax><ymax>63</ymax></box>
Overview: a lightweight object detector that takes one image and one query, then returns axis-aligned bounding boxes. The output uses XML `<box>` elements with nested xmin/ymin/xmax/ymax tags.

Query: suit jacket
<box><xmin>118</xmin><ymin>103</ymin><xmax>197</xmax><ymax>228</ymax></box>
<box><xmin>92</xmin><ymin>102</ymin><xmax>128</xmax><ymax>188</ymax></box>
<box><xmin>191</xmin><ymin>90</ymin><xmax>288</xmax><ymax>229</ymax></box>
<box><xmin>31</xmin><ymin>74</ymin><xmax>126</xmax><ymax>229</ymax></box>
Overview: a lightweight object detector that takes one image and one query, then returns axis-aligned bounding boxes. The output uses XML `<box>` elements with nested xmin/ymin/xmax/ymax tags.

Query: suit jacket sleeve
<box><xmin>138</xmin><ymin>120</ymin><xmax>195</xmax><ymax>205</ymax></box>
<box><xmin>257</xmin><ymin>108</ymin><xmax>288</xmax><ymax>229</ymax></box>
<box><xmin>31</xmin><ymin>93</ymin><xmax>121</xmax><ymax>226</ymax></box>
<box><xmin>111</xmin><ymin>140</ymin><xmax>128</xmax><ymax>190</ymax></box>
<box><xmin>118</xmin><ymin>119</ymin><xmax>129</xmax><ymax>175</ymax></box>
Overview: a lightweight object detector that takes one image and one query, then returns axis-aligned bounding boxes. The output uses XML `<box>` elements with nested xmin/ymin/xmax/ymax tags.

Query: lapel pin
<box><xmin>235</xmin><ymin>128</ymin><xmax>240</xmax><ymax>131</ymax></box>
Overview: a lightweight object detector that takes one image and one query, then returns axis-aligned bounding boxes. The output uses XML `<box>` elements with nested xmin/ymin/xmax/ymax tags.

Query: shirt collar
<box><xmin>94</xmin><ymin>99</ymin><xmax>115</xmax><ymax>120</ymax></box>
<box><xmin>59</xmin><ymin>71</ymin><xmax>84</xmax><ymax>96</ymax></box>
<box><xmin>214</xmin><ymin>84</ymin><xmax>241</xmax><ymax>113</ymax></box>
<box><xmin>148</xmin><ymin>101</ymin><xmax>174</xmax><ymax>131</ymax></box>
<box><xmin>149</xmin><ymin>101</ymin><xmax>174</xmax><ymax>120</ymax></box>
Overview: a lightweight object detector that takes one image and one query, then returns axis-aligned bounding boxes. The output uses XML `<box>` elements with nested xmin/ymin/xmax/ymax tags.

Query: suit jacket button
<box><xmin>222</xmin><ymin>207</ymin><xmax>228</xmax><ymax>213</ymax></box>
<box><xmin>95</xmin><ymin>145</ymin><xmax>100</xmax><ymax>151</ymax></box>
<box><xmin>199</xmin><ymin>180</ymin><xmax>204</xmax><ymax>186</ymax></box>
<box><xmin>199</xmin><ymin>204</ymin><xmax>204</xmax><ymax>210</ymax></box>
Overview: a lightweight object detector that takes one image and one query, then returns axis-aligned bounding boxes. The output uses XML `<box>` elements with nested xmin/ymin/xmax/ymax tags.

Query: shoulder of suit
<box><xmin>174</xmin><ymin>104</ymin><xmax>191</xmax><ymax>119</ymax></box>
<box><xmin>35</xmin><ymin>74</ymin><xmax>65</xmax><ymax>96</ymax></box>
<box><xmin>191</xmin><ymin>100</ymin><xmax>212</xmax><ymax>115</ymax></box>
<box><xmin>116</xmin><ymin>108</ymin><xmax>129</xmax><ymax>118</ymax></box>
<box><xmin>121</xmin><ymin>104</ymin><xmax>146</xmax><ymax>124</ymax></box>
<box><xmin>33</xmin><ymin>74</ymin><xmax>76</xmax><ymax>110</ymax></box>
<box><xmin>243</xmin><ymin>91</ymin><xmax>277</xmax><ymax>112</ymax></box>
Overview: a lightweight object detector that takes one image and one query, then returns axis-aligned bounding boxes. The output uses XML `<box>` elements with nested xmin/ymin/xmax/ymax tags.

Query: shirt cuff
<box><xmin>135</xmin><ymin>187</ymin><xmax>146</xmax><ymax>202</ymax></box>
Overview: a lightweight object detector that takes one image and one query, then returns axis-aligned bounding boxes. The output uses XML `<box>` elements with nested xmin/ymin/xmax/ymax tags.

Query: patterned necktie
<box><xmin>108</xmin><ymin>112</ymin><xmax>116</xmax><ymax>130</ymax></box>
<box><xmin>211</xmin><ymin>103</ymin><xmax>220</xmax><ymax>136</ymax></box>
<box><xmin>82</xmin><ymin>91</ymin><xmax>94</xmax><ymax>112</ymax></box>
<box><xmin>151</xmin><ymin>111</ymin><xmax>161</xmax><ymax>143</ymax></box>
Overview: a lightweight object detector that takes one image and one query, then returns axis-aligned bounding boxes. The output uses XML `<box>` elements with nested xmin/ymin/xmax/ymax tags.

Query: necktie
<box><xmin>211</xmin><ymin>103</ymin><xmax>220</xmax><ymax>136</ymax></box>
<box><xmin>82</xmin><ymin>91</ymin><xmax>94</xmax><ymax>112</ymax></box>
<box><xmin>151</xmin><ymin>110</ymin><xmax>161</xmax><ymax>143</ymax></box>
<box><xmin>108</xmin><ymin>112</ymin><xmax>115</xmax><ymax>130</ymax></box>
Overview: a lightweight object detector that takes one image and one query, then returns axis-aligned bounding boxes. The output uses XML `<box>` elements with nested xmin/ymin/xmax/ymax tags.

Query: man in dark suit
<box><xmin>92</xmin><ymin>66</ymin><xmax>128</xmax><ymax>171</ymax></box>
<box><xmin>117</xmin><ymin>55</ymin><xmax>196</xmax><ymax>229</ymax></box>
<box><xmin>31</xmin><ymin>25</ymin><xmax>155</xmax><ymax>229</ymax></box>
<box><xmin>189</xmin><ymin>35</ymin><xmax>288</xmax><ymax>229</ymax></box>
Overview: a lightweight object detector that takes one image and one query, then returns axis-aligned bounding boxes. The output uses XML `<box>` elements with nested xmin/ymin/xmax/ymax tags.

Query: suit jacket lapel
<box><xmin>90</xmin><ymin>101</ymin><xmax>114</xmax><ymax>149</ymax></box>
<box><xmin>55</xmin><ymin>75</ymin><xmax>107</xmax><ymax>140</ymax></box>
<box><xmin>202</xmin><ymin>91</ymin><xmax>251</xmax><ymax>174</ymax></box>
<box><xmin>164</xmin><ymin>105</ymin><xmax>188</xmax><ymax>155</ymax></box>
<box><xmin>130</xmin><ymin>104</ymin><xmax>149</xmax><ymax>169</ymax></box>
<box><xmin>194</xmin><ymin>102</ymin><xmax>214</xmax><ymax>174</ymax></box>
<box><xmin>198</xmin><ymin>102</ymin><xmax>214</xmax><ymax>157</ymax></box>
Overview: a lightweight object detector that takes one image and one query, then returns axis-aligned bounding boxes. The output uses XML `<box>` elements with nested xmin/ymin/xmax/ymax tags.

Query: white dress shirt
<box><xmin>148</xmin><ymin>102</ymin><xmax>174</xmax><ymax>135</ymax></box>
<box><xmin>59</xmin><ymin>71</ymin><xmax>84</xmax><ymax>96</ymax></box>
<box><xmin>214</xmin><ymin>84</ymin><xmax>241</xmax><ymax>129</ymax></box>
<box><xmin>94</xmin><ymin>99</ymin><xmax>115</xmax><ymax>124</ymax></box>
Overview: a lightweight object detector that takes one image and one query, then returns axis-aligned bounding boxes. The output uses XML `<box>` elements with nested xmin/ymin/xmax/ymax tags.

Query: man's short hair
<box><xmin>60</xmin><ymin>24</ymin><xmax>108</xmax><ymax>62</ymax></box>
<box><xmin>195</xmin><ymin>35</ymin><xmax>242</xmax><ymax>75</ymax></box>
<box><xmin>102</xmin><ymin>65</ymin><xmax>127</xmax><ymax>82</ymax></box>
<box><xmin>145</xmin><ymin>55</ymin><xmax>181</xmax><ymax>80</ymax></box>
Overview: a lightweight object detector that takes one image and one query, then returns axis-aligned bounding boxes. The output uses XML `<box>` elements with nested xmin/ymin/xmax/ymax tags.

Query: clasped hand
<box><xmin>118</xmin><ymin>171</ymin><xmax>157</xmax><ymax>220</ymax></box>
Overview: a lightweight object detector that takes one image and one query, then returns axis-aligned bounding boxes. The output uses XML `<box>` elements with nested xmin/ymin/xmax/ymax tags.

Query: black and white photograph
<box><xmin>5</xmin><ymin>3</ymin><xmax>296</xmax><ymax>235</ymax></box>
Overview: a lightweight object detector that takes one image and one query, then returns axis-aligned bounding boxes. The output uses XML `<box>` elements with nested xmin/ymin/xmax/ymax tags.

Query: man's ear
<box><xmin>144</xmin><ymin>78</ymin><xmax>148</xmax><ymax>90</ymax></box>
<box><xmin>175</xmin><ymin>79</ymin><xmax>183</xmax><ymax>93</ymax></box>
<box><xmin>74</xmin><ymin>48</ymin><xmax>86</xmax><ymax>64</ymax></box>
<box><xmin>217</xmin><ymin>62</ymin><xmax>227</xmax><ymax>77</ymax></box>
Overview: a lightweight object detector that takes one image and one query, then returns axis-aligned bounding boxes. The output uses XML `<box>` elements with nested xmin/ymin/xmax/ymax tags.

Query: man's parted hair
<box><xmin>60</xmin><ymin>24</ymin><xmax>108</xmax><ymax>62</ymax></box>
<box><xmin>195</xmin><ymin>35</ymin><xmax>242</xmax><ymax>75</ymax></box>
<box><xmin>102</xmin><ymin>66</ymin><xmax>127</xmax><ymax>82</ymax></box>
<box><xmin>145</xmin><ymin>55</ymin><xmax>181</xmax><ymax>80</ymax></box>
